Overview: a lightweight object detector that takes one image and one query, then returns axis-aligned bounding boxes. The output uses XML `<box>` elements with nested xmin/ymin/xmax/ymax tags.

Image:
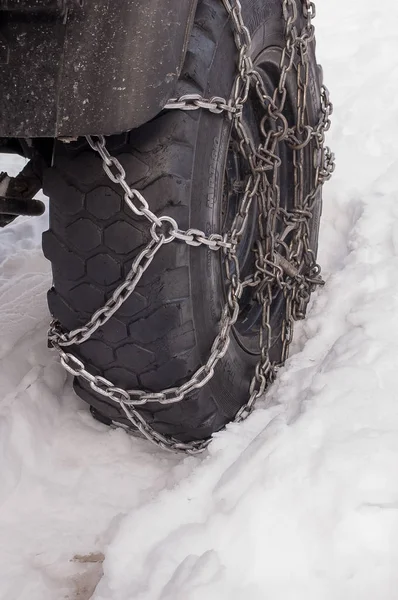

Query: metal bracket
<box><xmin>0</xmin><ymin>196</ymin><xmax>45</xmax><ymax>216</ymax></box>
<box><xmin>0</xmin><ymin>157</ymin><xmax>45</xmax><ymax>227</ymax></box>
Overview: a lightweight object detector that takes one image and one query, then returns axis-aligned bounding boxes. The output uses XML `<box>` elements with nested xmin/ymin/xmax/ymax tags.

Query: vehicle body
<box><xmin>0</xmin><ymin>0</ymin><xmax>197</xmax><ymax>138</ymax></box>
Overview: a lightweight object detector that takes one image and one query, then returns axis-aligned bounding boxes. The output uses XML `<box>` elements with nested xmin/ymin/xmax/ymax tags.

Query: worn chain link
<box><xmin>48</xmin><ymin>0</ymin><xmax>334</xmax><ymax>454</ymax></box>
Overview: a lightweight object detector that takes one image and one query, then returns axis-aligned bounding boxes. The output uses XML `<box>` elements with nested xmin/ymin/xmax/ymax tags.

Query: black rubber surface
<box><xmin>43</xmin><ymin>0</ymin><xmax>322</xmax><ymax>442</ymax></box>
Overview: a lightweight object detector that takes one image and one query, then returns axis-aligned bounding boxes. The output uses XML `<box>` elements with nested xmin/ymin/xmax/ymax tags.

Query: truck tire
<box><xmin>43</xmin><ymin>0</ymin><xmax>323</xmax><ymax>443</ymax></box>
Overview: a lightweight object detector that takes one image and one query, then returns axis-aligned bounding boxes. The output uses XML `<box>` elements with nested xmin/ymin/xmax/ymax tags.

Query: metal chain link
<box><xmin>48</xmin><ymin>0</ymin><xmax>335</xmax><ymax>454</ymax></box>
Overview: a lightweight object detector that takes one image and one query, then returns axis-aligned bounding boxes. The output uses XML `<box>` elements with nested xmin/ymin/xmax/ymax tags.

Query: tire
<box><xmin>43</xmin><ymin>0</ymin><xmax>323</xmax><ymax>443</ymax></box>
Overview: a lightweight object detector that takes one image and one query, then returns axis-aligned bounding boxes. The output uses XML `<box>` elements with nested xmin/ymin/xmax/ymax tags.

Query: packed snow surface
<box><xmin>1</xmin><ymin>1</ymin><xmax>398</xmax><ymax>599</ymax></box>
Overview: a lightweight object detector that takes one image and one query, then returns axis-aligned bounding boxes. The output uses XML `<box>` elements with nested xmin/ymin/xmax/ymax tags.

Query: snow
<box><xmin>1</xmin><ymin>1</ymin><xmax>398</xmax><ymax>598</ymax></box>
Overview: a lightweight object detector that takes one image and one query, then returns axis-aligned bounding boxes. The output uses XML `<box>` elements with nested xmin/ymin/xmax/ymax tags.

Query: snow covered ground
<box><xmin>1</xmin><ymin>1</ymin><xmax>398</xmax><ymax>599</ymax></box>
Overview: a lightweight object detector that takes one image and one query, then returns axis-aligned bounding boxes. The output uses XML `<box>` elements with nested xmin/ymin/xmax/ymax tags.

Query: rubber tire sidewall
<box><xmin>187</xmin><ymin>0</ymin><xmax>321</xmax><ymax>421</ymax></box>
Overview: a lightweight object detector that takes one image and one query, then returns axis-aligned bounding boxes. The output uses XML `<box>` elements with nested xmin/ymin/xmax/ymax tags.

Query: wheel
<box><xmin>43</xmin><ymin>0</ymin><xmax>327</xmax><ymax>447</ymax></box>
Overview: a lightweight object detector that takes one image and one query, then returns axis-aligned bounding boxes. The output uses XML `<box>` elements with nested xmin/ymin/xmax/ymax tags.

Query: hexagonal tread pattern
<box><xmin>42</xmin><ymin>118</ymin><xmax>200</xmax><ymax>440</ymax></box>
<box><xmin>42</xmin><ymin>0</ymin><xmax>251</xmax><ymax>443</ymax></box>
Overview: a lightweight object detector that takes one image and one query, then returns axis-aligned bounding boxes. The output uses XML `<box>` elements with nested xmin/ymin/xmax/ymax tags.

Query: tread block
<box><xmin>104</xmin><ymin>221</ymin><xmax>145</xmax><ymax>254</ymax></box>
<box><xmin>140</xmin><ymin>358</ymin><xmax>191</xmax><ymax>391</ymax></box>
<box><xmin>86</xmin><ymin>253</ymin><xmax>122</xmax><ymax>286</ymax></box>
<box><xmin>42</xmin><ymin>231</ymin><xmax>85</xmax><ymax>280</ymax></box>
<box><xmin>59</xmin><ymin>151</ymin><xmax>104</xmax><ymax>187</ymax></box>
<box><xmin>118</xmin><ymin>152</ymin><xmax>150</xmax><ymax>185</ymax></box>
<box><xmin>99</xmin><ymin>317</ymin><xmax>129</xmax><ymax>344</ymax></box>
<box><xmin>166</xmin><ymin>321</ymin><xmax>196</xmax><ymax>355</ymax></box>
<box><xmin>43</xmin><ymin>169</ymin><xmax>85</xmax><ymax>215</ymax></box>
<box><xmin>142</xmin><ymin>175</ymin><xmax>191</xmax><ymax>214</ymax></box>
<box><xmin>103</xmin><ymin>367</ymin><xmax>138</xmax><ymax>390</ymax></box>
<box><xmin>69</xmin><ymin>282</ymin><xmax>106</xmax><ymax>315</ymax></box>
<box><xmin>127</xmin><ymin>112</ymin><xmax>198</xmax><ymax>153</ymax></box>
<box><xmin>116</xmin><ymin>343</ymin><xmax>155</xmax><ymax>371</ymax></box>
<box><xmin>86</xmin><ymin>186</ymin><xmax>122</xmax><ymax>220</ymax></box>
<box><xmin>79</xmin><ymin>340</ymin><xmax>115</xmax><ymax>368</ymax></box>
<box><xmin>67</xmin><ymin>218</ymin><xmax>102</xmax><ymax>252</ymax></box>
<box><xmin>47</xmin><ymin>288</ymin><xmax>84</xmax><ymax>330</ymax></box>
<box><xmin>128</xmin><ymin>305</ymin><xmax>181</xmax><ymax>344</ymax></box>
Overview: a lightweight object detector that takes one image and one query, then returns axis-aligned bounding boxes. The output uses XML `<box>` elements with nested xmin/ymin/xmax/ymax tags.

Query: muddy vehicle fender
<box><xmin>0</xmin><ymin>0</ymin><xmax>198</xmax><ymax>137</ymax></box>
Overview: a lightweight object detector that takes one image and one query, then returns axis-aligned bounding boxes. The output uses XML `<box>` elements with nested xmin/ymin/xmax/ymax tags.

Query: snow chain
<box><xmin>48</xmin><ymin>0</ymin><xmax>335</xmax><ymax>454</ymax></box>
